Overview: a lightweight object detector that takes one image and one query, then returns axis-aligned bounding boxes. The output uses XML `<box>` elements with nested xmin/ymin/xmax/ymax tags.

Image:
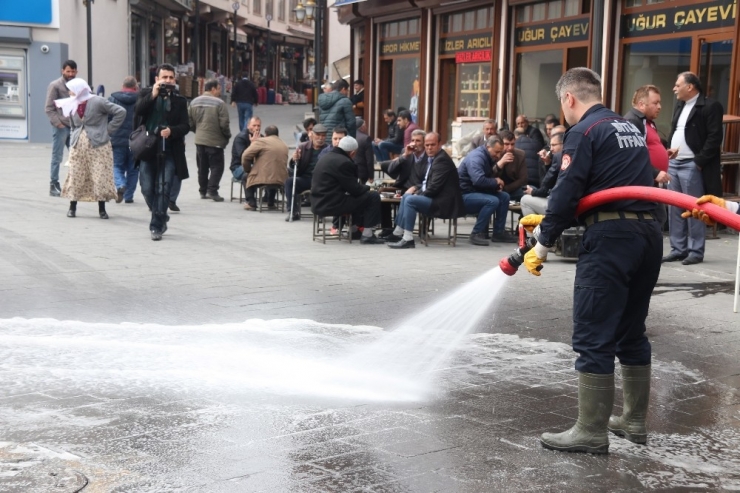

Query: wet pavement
<box><xmin>1</xmin><ymin>104</ymin><xmax>740</xmax><ymax>492</ymax></box>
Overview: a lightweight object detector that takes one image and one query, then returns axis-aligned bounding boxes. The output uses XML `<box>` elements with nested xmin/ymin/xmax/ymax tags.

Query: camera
<box><xmin>158</xmin><ymin>83</ymin><xmax>176</xmax><ymax>97</ymax></box>
<box><xmin>40</xmin><ymin>45</ymin><xmax>50</xmax><ymax>54</ymax></box>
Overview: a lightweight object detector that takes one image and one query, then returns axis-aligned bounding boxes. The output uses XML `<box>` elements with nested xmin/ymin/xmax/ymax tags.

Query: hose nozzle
<box><xmin>499</xmin><ymin>226</ymin><xmax>537</xmax><ymax>276</ymax></box>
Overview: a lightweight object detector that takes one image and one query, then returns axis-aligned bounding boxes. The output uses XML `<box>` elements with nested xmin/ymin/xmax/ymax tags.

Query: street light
<box><xmin>293</xmin><ymin>0</ymin><xmax>323</xmax><ymax>116</ymax></box>
<box><xmin>232</xmin><ymin>2</ymin><xmax>239</xmax><ymax>81</ymax></box>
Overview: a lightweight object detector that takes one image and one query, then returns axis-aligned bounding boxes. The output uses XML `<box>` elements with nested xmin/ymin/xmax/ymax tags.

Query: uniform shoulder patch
<box><xmin>561</xmin><ymin>154</ymin><xmax>571</xmax><ymax>171</ymax></box>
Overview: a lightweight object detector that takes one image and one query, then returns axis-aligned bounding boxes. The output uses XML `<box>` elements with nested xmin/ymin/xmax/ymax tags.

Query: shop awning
<box><xmin>331</xmin><ymin>0</ymin><xmax>367</xmax><ymax>6</ymax></box>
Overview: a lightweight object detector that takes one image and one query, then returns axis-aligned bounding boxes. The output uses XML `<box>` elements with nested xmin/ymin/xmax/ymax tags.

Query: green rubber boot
<box><xmin>540</xmin><ymin>372</ymin><xmax>614</xmax><ymax>454</ymax></box>
<box><xmin>608</xmin><ymin>364</ymin><xmax>650</xmax><ymax>444</ymax></box>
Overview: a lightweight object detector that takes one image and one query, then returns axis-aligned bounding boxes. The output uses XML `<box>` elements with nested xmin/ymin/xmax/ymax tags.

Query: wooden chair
<box><xmin>256</xmin><ymin>184</ymin><xmax>285</xmax><ymax>213</ymax></box>
<box><xmin>312</xmin><ymin>213</ymin><xmax>353</xmax><ymax>244</ymax></box>
<box><xmin>418</xmin><ymin>213</ymin><xmax>457</xmax><ymax>247</ymax></box>
<box><xmin>230</xmin><ymin>177</ymin><xmax>245</xmax><ymax>203</ymax></box>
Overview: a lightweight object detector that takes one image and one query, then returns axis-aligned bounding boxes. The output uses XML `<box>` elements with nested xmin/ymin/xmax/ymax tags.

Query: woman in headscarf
<box><xmin>55</xmin><ymin>78</ymin><xmax>126</xmax><ymax>218</ymax></box>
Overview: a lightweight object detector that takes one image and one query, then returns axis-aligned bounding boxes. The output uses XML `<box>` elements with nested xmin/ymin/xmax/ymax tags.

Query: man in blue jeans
<box><xmin>134</xmin><ymin>63</ymin><xmax>190</xmax><ymax>241</ymax></box>
<box><xmin>230</xmin><ymin>73</ymin><xmax>259</xmax><ymax>132</ymax></box>
<box><xmin>109</xmin><ymin>76</ymin><xmax>140</xmax><ymax>203</ymax></box>
<box><xmin>44</xmin><ymin>60</ymin><xmax>77</xmax><ymax>196</ymax></box>
<box><xmin>457</xmin><ymin>136</ymin><xmax>516</xmax><ymax>245</ymax></box>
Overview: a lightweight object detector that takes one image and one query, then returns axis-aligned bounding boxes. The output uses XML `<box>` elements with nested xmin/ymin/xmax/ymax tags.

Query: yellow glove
<box><xmin>519</xmin><ymin>214</ymin><xmax>545</xmax><ymax>233</ymax></box>
<box><xmin>523</xmin><ymin>242</ymin><xmax>549</xmax><ymax>276</ymax></box>
<box><xmin>680</xmin><ymin>195</ymin><xmax>725</xmax><ymax>226</ymax></box>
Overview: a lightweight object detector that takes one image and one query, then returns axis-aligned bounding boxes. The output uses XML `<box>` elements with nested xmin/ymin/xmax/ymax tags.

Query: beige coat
<box><xmin>241</xmin><ymin>135</ymin><xmax>289</xmax><ymax>188</ymax></box>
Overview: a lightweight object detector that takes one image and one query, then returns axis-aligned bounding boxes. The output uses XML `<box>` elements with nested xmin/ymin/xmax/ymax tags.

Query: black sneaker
<box><xmin>50</xmin><ymin>182</ymin><xmax>61</xmax><ymax>197</ymax></box>
<box><xmin>469</xmin><ymin>232</ymin><xmax>489</xmax><ymax>246</ymax></box>
<box><xmin>491</xmin><ymin>232</ymin><xmax>517</xmax><ymax>243</ymax></box>
<box><xmin>208</xmin><ymin>193</ymin><xmax>225</xmax><ymax>202</ymax></box>
<box><xmin>124</xmin><ymin>199</ymin><xmax>134</xmax><ymax>204</ymax></box>
<box><xmin>151</xmin><ymin>230</ymin><xmax>163</xmax><ymax>241</ymax></box>
<box><xmin>168</xmin><ymin>202</ymin><xmax>180</xmax><ymax>212</ymax></box>
<box><xmin>360</xmin><ymin>234</ymin><xmax>385</xmax><ymax>244</ymax></box>
<box><xmin>200</xmin><ymin>193</ymin><xmax>208</xmax><ymax>199</ymax></box>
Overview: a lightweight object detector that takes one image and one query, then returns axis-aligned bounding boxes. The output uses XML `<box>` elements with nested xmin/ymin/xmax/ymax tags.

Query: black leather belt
<box><xmin>583</xmin><ymin>211</ymin><xmax>654</xmax><ymax>227</ymax></box>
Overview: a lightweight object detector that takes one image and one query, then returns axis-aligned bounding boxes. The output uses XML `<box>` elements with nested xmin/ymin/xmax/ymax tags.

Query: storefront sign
<box><xmin>621</xmin><ymin>0</ymin><xmax>735</xmax><ymax>38</ymax></box>
<box><xmin>379</xmin><ymin>38</ymin><xmax>421</xmax><ymax>56</ymax></box>
<box><xmin>440</xmin><ymin>34</ymin><xmax>493</xmax><ymax>56</ymax></box>
<box><xmin>515</xmin><ymin>17</ymin><xmax>589</xmax><ymax>47</ymax></box>
<box><xmin>0</xmin><ymin>0</ymin><xmax>58</xmax><ymax>28</ymax></box>
<box><xmin>455</xmin><ymin>50</ymin><xmax>491</xmax><ymax>64</ymax></box>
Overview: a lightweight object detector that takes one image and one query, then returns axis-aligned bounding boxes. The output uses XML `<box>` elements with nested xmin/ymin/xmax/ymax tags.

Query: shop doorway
<box><xmin>377</xmin><ymin>59</ymin><xmax>393</xmax><ymax>138</ymax></box>
<box><xmin>699</xmin><ymin>36</ymin><xmax>732</xmax><ymax>115</ymax></box>
<box><xmin>438</xmin><ymin>59</ymin><xmax>456</xmax><ymax>145</ymax></box>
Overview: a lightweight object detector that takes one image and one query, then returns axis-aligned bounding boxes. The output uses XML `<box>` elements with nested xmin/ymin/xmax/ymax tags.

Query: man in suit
<box><xmin>310</xmin><ymin>136</ymin><xmax>384</xmax><ymax>244</ymax></box>
<box><xmin>663</xmin><ymin>72</ymin><xmax>724</xmax><ymax>265</ymax></box>
<box><xmin>386</xmin><ymin>132</ymin><xmax>464</xmax><ymax>249</ymax></box>
<box><xmin>241</xmin><ymin>125</ymin><xmax>289</xmax><ymax>210</ymax></box>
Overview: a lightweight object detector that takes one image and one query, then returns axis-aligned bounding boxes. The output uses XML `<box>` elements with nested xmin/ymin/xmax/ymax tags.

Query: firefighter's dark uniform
<box><xmin>537</xmin><ymin>104</ymin><xmax>662</xmax><ymax>375</ymax></box>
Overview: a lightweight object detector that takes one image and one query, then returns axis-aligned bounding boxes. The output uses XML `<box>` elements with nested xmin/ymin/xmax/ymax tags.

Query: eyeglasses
<box><xmin>551</xmin><ymin>142</ymin><xmax>563</xmax><ymax>147</ymax></box>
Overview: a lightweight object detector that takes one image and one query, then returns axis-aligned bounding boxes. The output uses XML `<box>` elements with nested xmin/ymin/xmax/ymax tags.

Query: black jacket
<box><xmin>419</xmin><ymin>151</ymin><xmax>465</xmax><ymax>219</ymax></box>
<box><xmin>232</xmin><ymin>78</ymin><xmax>258</xmax><ymax>104</ymax></box>
<box><xmin>668</xmin><ymin>94</ymin><xmax>724</xmax><ymax>196</ymax></box>
<box><xmin>525</xmin><ymin>125</ymin><xmax>546</xmax><ymax>151</ymax></box>
<box><xmin>108</xmin><ymin>90</ymin><xmax>138</xmax><ymax>148</ymax></box>
<box><xmin>230</xmin><ymin>131</ymin><xmax>252</xmax><ymax>172</ymax></box>
<box><xmin>383</xmin><ymin>119</ymin><xmax>403</xmax><ymax>146</ymax></box>
<box><xmin>515</xmin><ymin>135</ymin><xmax>542</xmax><ymax>187</ymax></box>
<box><xmin>384</xmin><ymin>152</ymin><xmax>426</xmax><ymax>191</ymax></box>
<box><xmin>354</xmin><ymin>129</ymin><xmax>374</xmax><ymax>182</ymax></box>
<box><xmin>134</xmin><ymin>88</ymin><xmax>190</xmax><ymax>179</ymax></box>
<box><xmin>290</xmin><ymin>140</ymin><xmax>327</xmax><ymax>177</ymax></box>
<box><xmin>311</xmin><ymin>147</ymin><xmax>371</xmax><ymax>217</ymax></box>
<box><xmin>531</xmin><ymin>153</ymin><xmax>561</xmax><ymax>198</ymax></box>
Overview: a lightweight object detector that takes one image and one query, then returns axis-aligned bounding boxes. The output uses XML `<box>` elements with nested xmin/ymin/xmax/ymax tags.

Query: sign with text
<box><xmin>455</xmin><ymin>50</ymin><xmax>491</xmax><ymax>64</ymax></box>
<box><xmin>515</xmin><ymin>17</ymin><xmax>590</xmax><ymax>47</ymax></box>
<box><xmin>379</xmin><ymin>38</ymin><xmax>421</xmax><ymax>56</ymax></box>
<box><xmin>440</xmin><ymin>34</ymin><xmax>493</xmax><ymax>56</ymax></box>
<box><xmin>0</xmin><ymin>0</ymin><xmax>58</xmax><ymax>28</ymax></box>
<box><xmin>621</xmin><ymin>0</ymin><xmax>735</xmax><ymax>38</ymax></box>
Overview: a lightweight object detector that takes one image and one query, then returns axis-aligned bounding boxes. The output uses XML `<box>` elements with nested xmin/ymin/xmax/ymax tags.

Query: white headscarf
<box><xmin>54</xmin><ymin>78</ymin><xmax>95</xmax><ymax>117</ymax></box>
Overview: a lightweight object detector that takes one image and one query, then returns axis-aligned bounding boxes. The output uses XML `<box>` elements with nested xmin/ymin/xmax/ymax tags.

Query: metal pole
<box><xmin>86</xmin><ymin>0</ymin><xmax>93</xmax><ymax>86</ymax></box>
<box><xmin>194</xmin><ymin>0</ymin><xmax>201</xmax><ymax>75</ymax></box>
<box><xmin>266</xmin><ymin>19</ymin><xmax>271</xmax><ymax>98</ymax></box>
<box><xmin>233</xmin><ymin>10</ymin><xmax>238</xmax><ymax>79</ymax></box>
<box><xmin>313</xmin><ymin>0</ymin><xmax>323</xmax><ymax>119</ymax></box>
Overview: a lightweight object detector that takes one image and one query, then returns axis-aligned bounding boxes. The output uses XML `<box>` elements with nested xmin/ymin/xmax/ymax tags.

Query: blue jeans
<box><xmin>50</xmin><ymin>125</ymin><xmax>70</xmax><ymax>183</ymax></box>
<box><xmin>112</xmin><ymin>145</ymin><xmax>139</xmax><ymax>201</ymax></box>
<box><xmin>372</xmin><ymin>141</ymin><xmax>403</xmax><ymax>162</ymax></box>
<box><xmin>139</xmin><ymin>153</ymin><xmax>175</xmax><ymax>232</ymax></box>
<box><xmin>236</xmin><ymin>102</ymin><xmax>253</xmax><ymax>132</ymax></box>
<box><xmin>463</xmin><ymin>191</ymin><xmax>510</xmax><ymax>234</ymax></box>
<box><xmin>395</xmin><ymin>194</ymin><xmax>433</xmax><ymax>231</ymax></box>
<box><xmin>667</xmin><ymin>159</ymin><xmax>705</xmax><ymax>259</ymax></box>
<box><xmin>232</xmin><ymin>166</ymin><xmax>245</xmax><ymax>181</ymax></box>
<box><xmin>170</xmin><ymin>175</ymin><xmax>182</xmax><ymax>203</ymax></box>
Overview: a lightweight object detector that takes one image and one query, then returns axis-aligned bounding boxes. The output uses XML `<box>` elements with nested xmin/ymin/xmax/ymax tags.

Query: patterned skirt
<box><xmin>61</xmin><ymin>131</ymin><xmax>117</xmax><ymax>202</ymax></box>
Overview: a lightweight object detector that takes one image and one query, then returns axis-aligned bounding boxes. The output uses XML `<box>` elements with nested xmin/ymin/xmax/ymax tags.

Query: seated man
<box><xmin>311</xmin><ymin>136</ymin><xmax>384</xmax><ymax>244</ymax></box>
<box><xmin>386</xmin><ymin>132</ymin><xmax>464</xmax><ymax>249</ymax></box>
<box><xmin>467</xmin><ymin>119</ymin><xmax>498</xmax><ymax>151</ymax></box>
<box><xmin>241</xmin><ymin>125</ymin><xmax>289</xmax><ymax>210</ymax></box>
<box><xmin>318</xmin><ymin>126</ymin><xmax>348</xmax><ymax>159</ymax></box>
<box><xmin>521</xmin><ymin>131</ymin><xmax>564</xmax><ymax>216</ymax></box>
<box><xmin>458</xmin><ymin>136</ymin><xmax>516</xmax><ymax>245</ymax></box>
<box><xmin>294</xmin><ymin>116</ymin><xmax>316</xmax><ymax>147</ymax></box>
<box><xmin>515</xmin><ymin>114</ymin><xmax>546</xmax><ymax>151</ymax></box>
<box><xmin>354</xmin><ymin>117</ymin><xmax>375</xmax><ymax>184</ymax></box>
<box><xmin>230</xmin><ymin>116</ymin><xmax>261</xmax><ymax>181</ymax></box>
<box><xmin>372</xmin><ymin>109</ymin><xmax>403</xmax><ymax>162</ymax></box>
<box><xmin>515</xmin><ymin>127</ymin><xmax>542</xmax><ymax>188</ymax></box>
<box><xmin>494</xmin><ymin>130</ymin><xmax>528</xmax><ymax>203</ymax></box>
<box><xmin>397</xmin><ymin>109</ymin><xmax>419</xmax><ymax>147</ymax></box>
<box><xmin>285</xmin><ymin>123</ymin><xmax>328</xmax><ymax>221</ymax></box>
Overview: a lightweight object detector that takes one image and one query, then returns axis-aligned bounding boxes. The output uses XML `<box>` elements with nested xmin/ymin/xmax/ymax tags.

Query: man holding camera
<box><xmin>134</xmin><ymin>63</ymin><xmax>190</xmax><ymax>241</ymax></box>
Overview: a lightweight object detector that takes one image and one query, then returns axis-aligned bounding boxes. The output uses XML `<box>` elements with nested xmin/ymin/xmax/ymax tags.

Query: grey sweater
<box><xmin>69</xmin><ymin>96</ymin><xmax>126</xmax><ymax>148</ymax></box>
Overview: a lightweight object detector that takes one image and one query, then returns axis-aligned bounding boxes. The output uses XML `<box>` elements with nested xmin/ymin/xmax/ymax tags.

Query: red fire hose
<box><xmin>576</xmin><ymin>186</ymin><xmax>740</xmax><ymax>230</ymax></box>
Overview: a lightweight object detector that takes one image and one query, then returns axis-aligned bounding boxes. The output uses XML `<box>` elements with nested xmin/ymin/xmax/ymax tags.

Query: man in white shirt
<box><xmin>663</xmin><ymin>72</ymin><xmax>724</xmax><ymax>265</ymax></box>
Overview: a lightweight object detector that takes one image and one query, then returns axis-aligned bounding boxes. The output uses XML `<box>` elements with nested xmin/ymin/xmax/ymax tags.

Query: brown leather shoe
<box><xmin>244</xmin><ymin>203</ymin><xmax>256</xmax><ymax>211</ymax></box>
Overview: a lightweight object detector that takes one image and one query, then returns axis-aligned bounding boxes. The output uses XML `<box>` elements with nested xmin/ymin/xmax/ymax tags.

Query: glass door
<box><xmin>698</xmin><ymin>36</ymin><xmax>732</xmax><ymax>115</ymax></box>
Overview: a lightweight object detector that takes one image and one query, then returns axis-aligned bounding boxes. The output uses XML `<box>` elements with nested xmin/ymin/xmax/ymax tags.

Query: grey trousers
<box><xmin>667</xmin><ymin>159</ymin><xmax>705</xmax><ymax>259</ymax></box>
<box><xmin>520</xmin><ymin>194</ymin><xmax>548</xmax><ymax>216</ymax></box>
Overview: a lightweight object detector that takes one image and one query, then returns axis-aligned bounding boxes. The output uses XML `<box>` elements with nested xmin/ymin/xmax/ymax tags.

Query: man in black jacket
<box><xmin>386</xmin><ymin>132</ymin><xmax>464</xmax><ymax>249</ymax></box>
<box><xmin>521</xmin><ymin>131</ymin><xmax>564</xmax><ymax>216</ymax></box>
<box><xmin>109</xmin><ymin>76</ymin><xmax>139</xmax><ymax>203</ymax></box>
<box><xmin>230</xmin><ymin>74</ymin><xmax>259</xmax><ymax>132</ymax></box>
<box><xmin>134</xmin><ymin>63</ymin><xmax>190</xmax><ymax>241</ymax></box>
<box><xmin>284</xmin><ymin>123</ymin><xmax>328</xmax><ymax>221</ymax></box>
<box><xmin>372</xmin><ymin>109</ymin><xmax>403</xmax><ymax>162</ymax></box>
<box><xmin>310</xmin><ymin>136</ymin><xmax>384</xmax><ymax>244</ymax></box>
<box><xmin>664</xmin><ymin>72</ymin><xmax>724</xmax><ymax>265</ymax></box>
<box><xmin>230</xmin><ymin>116</ymin><xmax>262</xmax><ymax>182</ymax></box>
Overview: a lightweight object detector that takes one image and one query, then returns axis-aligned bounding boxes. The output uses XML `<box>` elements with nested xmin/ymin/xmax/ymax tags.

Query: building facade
<box><xmin>339</xmin><ymin>0</ymin><xmax>740</xmax><ymax>192</ymax></box>
<box><xmin>0</xmin><ymin>0</ymin><xmax>314</xmax><ymax>143</ymax></box>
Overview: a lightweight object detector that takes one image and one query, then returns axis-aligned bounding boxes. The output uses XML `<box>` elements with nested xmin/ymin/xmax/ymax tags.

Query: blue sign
<box><xmin>0</xmin><ymin>0</ymin><xmax>53</xmax><ymax>25</ymax></box>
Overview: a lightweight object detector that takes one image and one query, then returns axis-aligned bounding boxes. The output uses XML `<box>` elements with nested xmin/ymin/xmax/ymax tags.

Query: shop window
<box><xmin>164</xmin><ymin>17</ymin><xmax>181</xmax><ymax>66</ymax></box>
<box><xmin>699</xmin><ymin>39</ymin><xmax>732</xmax><ymax>116</ymax></box>
<box><xmin>517</xmin><ymin>6</ymin><xmax>530</xmax><ymax>24</ymax></box>
<box><xmin>518</xmin><ymin>0</ymin><xmax>587</xmax><ymax>22</ymax></box>
<box><xmin>389</xmin><ymin>23</ymin><xmax>398</xmax><ymax>37</ymax></box>
<box><xmin>266</xmin><ymin>0</ymin><xmax>273</xmax><ymax>17</ymax></box>
<box><xmin>564</xmin><ymin>0</ymin><xmax>580</xmax><ymax>16</ymax></box>
<box><xmin>408</xmin><ymin>18</ymin><xmax>419</xmax><ymax>35</ymax></box>
<box><xmin>620</xmin><ymin>38</ymin><xmax>691</xmax><ymax>134</ymax></box>
<box><xmin>516</xmin><ymin>49</ymin><xmax>563</xmax><ymax>122</ymax></box>
<box><xmin>393</xmin><ymin>58</ymin><xmax>420</xmax><ymax>119</ymax></box>
<box><xmin>289</xmin><ymin>0</ymin><xmax>297</xmax><ymax>21</ymax></box>
<box><xmin>278</xmin><ymin>0</ymin><xmax>285</xmax><ymax>21</ymax></box>
<box><xmin>532</xmin><ymin>4</ymin><xmax>546</xmax><ymax>22</ymax></box>
<box><xmin>476</xmin><ymin>8</ymin><xmax>492</xmax><ymax>30</ymax></box>
<box><xmin>443</xmin><ymin>7</ymin><xmax>493</xmax><ymax>34</ymax></box>
<box><xmin>625</xmin><ymin>0</ymin><xmax>665</xmax><ymax>6</ymax></box>
<box><xmin>254</xmin><ymin>0</ymin><xmax>261</xmax><ymax>15</ymax></box>
<box><xmin>464</xmin><ymin>10</ymin><xmax>475</xmax><ymax>31</ymax></box>
<box><xmin>548</xmin><ymin>1</ymin><xmax>562</xmax><ymax>19</ymax></box>
<box><xmin>399</xmin><ymin>22</ymin><xmax>408</xmax><ymax>36</ymax></box>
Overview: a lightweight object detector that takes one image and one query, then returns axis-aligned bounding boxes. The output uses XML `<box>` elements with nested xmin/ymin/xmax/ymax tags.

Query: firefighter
<box><xmin>520</xmin><ymin>68</ymin><xmax>662</xmax><ymax>454</ymax></box>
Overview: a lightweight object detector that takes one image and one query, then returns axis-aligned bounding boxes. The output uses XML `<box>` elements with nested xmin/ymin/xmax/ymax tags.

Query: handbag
<box><xmin>129</xmin><ymin>125</ymin><xmax>158</xmax><ymax>162</ymax></box>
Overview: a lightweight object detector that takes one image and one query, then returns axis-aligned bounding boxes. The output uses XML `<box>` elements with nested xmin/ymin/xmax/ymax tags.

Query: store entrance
<box><xmin>699</xmin><ymin>36</ymin><xmax>732</xmax><ymax>115</ymax></box>
<box><xmin>377</xmin><ymin>59</ymin><xmax>393</xmax><ymax>139</ymax></box>
<box><xmin>438</xmin><ymin>59</ymin><xmax>456</xmax><ymax>145</ymax></box>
